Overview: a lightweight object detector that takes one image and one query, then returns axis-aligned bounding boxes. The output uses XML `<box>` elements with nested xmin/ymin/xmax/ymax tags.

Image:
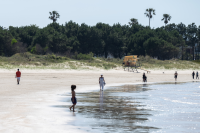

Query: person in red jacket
<box><xmin>16</xmin><ymin>69</ymin><xmax>21</xmax><ymax>84</ymax></box>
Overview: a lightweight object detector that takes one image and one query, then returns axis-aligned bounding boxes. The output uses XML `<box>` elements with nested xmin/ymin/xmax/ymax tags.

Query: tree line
<box><xmin>0</xmin><ymin>10</ymin><xmax>200</xmax><ymax>60</ymax></box>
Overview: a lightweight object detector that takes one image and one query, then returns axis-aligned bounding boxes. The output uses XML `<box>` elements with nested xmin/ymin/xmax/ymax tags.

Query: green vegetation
<box><xmin>128</xmin><ymin>18</ymin><xmax>138</xmax><ymax>26</ymax></box>
<box><xmin>0</xmin><ymin>9</ymin><xmax>200</xmax><ymax>65</ymax></box>
<box><xmin>139</xmin><ymin>56</ymin><xmax>200</xmax><ymax>70</ymax></box>
<box><xmin>49</xmin><ymin>11</ymin><xmax>60</xmax><ymax>23</ymax></box>
<box><xmin>162</xmin><ymin>14</ymin><xmax>172</xmax><ymax>26</ymax></box>
<box><xmin>1</xmin><ymin>22</ymin><xmax>197</xmax><ymax>60</ymax></box>
<box><xmin>75</xmin><ymin>52</ymin><xmax>93</xmax><ymax>60</ymax></box>
<box><xmin>0</xmin><ymin>10</ymin><xmax>199</xmax><ymax>61</ymax></box>
<box><xmin>144</xmin><ymin>8</ymin><xmax>156</xmax><ymax>27</ymax></box>
<box><xmin>0</xmin><ymin>53</ymin><xmax>200</xmax><ymax>70</ymax></box>
<box><xmin>0</xmin><ymin>52</ymin><xmax>121</xmax><ymax>70</ymax></box>
<box><xmin>11</xmin><ymin>38</ymin><xmax>17</xmax><ymax>45</ymax></box>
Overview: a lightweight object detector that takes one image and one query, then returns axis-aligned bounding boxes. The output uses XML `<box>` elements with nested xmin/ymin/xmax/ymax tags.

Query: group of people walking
<box><xmin>192</xmin><ymin>71</ymin><xmax>199</xmax><ymax>79</ymax></box>
<box><xmin>174</xmin><ymin>71</ymin><xmax>199</xmax><ymax>81</ymax></box>
<box><xmin>143</xmin><ymin>71</ymin><xmax>199</xmax><ymax>82</ymax></box>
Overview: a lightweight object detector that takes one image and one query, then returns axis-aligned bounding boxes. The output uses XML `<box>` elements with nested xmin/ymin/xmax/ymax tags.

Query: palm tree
<box><xmin>144</xmin><ymin>8</ymin><xmax>156</xmax><ymax>27</ymax></box>
<box><xmin>128</xmin><ymin>18</ymin><xmax>138</xmax><ymax>26</ymax></box>
<box><xmin>49</xmin><ymin>11</ymin><xmax>60</xmax><ymax>23</ymax></box>
<box><xmin>161</xmin><ymin>14</ymin><xmax>172</xmax><ymax>26</ymax></box>
<box><xmin>187</xmin><ymin>23</ymin><xmax>198</xmax><ymax>60</ymax></box>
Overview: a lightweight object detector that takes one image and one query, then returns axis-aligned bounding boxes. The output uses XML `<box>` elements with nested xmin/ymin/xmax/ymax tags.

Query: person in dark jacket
<box><xmin>192</xmin><ymin>71</ymin><xmax>195</xmax><ymax>79</ymax></box>
<box><xmin>143</xmin><ymin>73</ymin><xmax>147</xmax><ymax>82</ymax></box>
<box><xmin>196</xmin><ymin>71</ymin><xmax>199</xmax><ymax>79</ymax></box>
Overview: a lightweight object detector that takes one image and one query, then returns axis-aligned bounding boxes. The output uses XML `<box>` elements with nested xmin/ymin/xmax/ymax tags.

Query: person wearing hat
<box><xmin>15</xmin><ymin>69</ymin><xmax>21</xmax><ymax>84</ymax></box>
<box><xmin>99</xmin><ymin>74</ymin><xmax>105</xmax><ymax>91</ymax></box>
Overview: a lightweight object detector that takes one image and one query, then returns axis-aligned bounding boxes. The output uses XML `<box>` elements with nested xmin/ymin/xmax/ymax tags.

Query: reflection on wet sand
<box><xmin>56</xmin><ymin>84</ymin><xmax>158</xmax><ymax>132</ymax></box>
<box><xmin>53</xmin><ymin>82</ymin><xmax>200</xmax><ymax>133</ymax></box>
<box><xmin>99</xmin><ymin>91</ymin><xmax>104</xmax><ymax>111</ymax></box>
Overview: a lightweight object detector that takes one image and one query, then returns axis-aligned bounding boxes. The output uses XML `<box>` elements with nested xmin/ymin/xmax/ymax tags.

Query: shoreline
<box><xmin>0</xmin><ymin>69</ymin><xmax>199</xmax><ymax>132</ymax></box>
<box><xmin>52</xmin><ymin>80</ymin><xmax>200</xmax><ymax>133</ymax></box>
<box><xmin>60</xmin><ymin>81</ymin><xmax>199</xmax><ymax>132</ymax></box>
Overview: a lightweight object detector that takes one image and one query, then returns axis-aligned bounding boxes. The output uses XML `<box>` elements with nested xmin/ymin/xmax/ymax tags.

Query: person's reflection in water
<box><xmin>99</xmin><ymin>91</ymin><xmax>104</xmax><ymax>111</ymax></box>
<box><xmin>72</xmin><ymin>112</ymin><xmax>76</xmax><ymax>116</ymax></box>
<box><xmin>142</xmin><ymin>84</ymin><xmax>147</xmax><ymax>91</ymax></box>
<box><xmin>143</xmin><ymin>84</ymin><xmax>147</xmax><ymax>87</ymax></box>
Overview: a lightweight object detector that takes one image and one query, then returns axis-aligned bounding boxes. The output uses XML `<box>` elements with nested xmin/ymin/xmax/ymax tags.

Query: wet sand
<box><xmin>56</xmin><ymin>84</ymin><xmax>158</xmax><ymax>132</ymax></box>
<box><xmin>0</xmin><ymin>69</ymin><xmax>199</xmax><ymax>132</ymax></box>
<box><xmin>55</xmin><ymin>82</ymin><xmax>200</xmax><ymax>133</ymax></box>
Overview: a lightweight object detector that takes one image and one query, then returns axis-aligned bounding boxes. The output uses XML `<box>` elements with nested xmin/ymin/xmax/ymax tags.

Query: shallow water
<box><xmin>55</xmin><ymin>82</ymin><xmax>200</xmax><ymax>133</ymax></box>
<box><xmin>139</xmin><ymin>82</ymin><xmax>200</xmax><ymax>133</ymax></box>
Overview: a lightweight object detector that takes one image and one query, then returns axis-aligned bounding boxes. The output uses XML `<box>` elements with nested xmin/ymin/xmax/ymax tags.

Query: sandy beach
<box><xmin>0</xmin><ymin>69</ymin><xmax>198</xmax><ymax>132</ymax></box>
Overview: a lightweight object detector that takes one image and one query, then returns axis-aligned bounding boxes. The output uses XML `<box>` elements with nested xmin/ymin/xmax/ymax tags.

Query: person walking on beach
<box><xmin>196</xmin><ymin>71</ymin><xmax>199</xmax><ymax>79</ymax></box>
<box><xmin>192</xmin><ymin>71</ymin><xmax>195</xmax><ymax>79</ymax></box>
<box><xmin>99</xmin><ymin>74</ymin><xmax>105</xmax><ymax>91</ymax></box>
<box><xmin>70</xmin><ymin>85</ymin><xmax>77</xmax><ymax>112</ymax></box>
<box><xmin>15</xmin><ymin>69</ymin><xmax>21</xmax><ymax>84</ymax></box>
<box><xmin>174</xmin><ymin>71</ymin><xmax>178</xmax><ymax>81</ymax></box>
<box><xmin>143</xmin><ymin>73</ymin><xmax>147</xmax><ymax>82</ymax></box>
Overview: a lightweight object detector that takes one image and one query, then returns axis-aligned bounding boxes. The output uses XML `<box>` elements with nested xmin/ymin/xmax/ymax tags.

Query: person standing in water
<box><xmin>99</xmin><ymin>74</ymin><xmax>105</xmax><ymax>91</ymax></box>
<box><xmin>15</xmin><ymin>69</ymin><xmax>21</xmax><ymax>84</ymax></box>
<box><xmin>196</xmin><ymin>71</ymin><xmax>199</xmax><ymax>79</ymax></box>
<box><xmin>143</xmin><ymin>73</ymin><xmax>147</xmax><ymax>82</ymax></box>
<box><xmin>192</xmin><ymin>71</ymin><xmax>195</xmax><ymax>79</ymax></box>
<box><xmin>174</xmin><ymin>71</ymin><xmax>178</xmax><ymax>81</ymax></box>
<box><xmin>70</xmin><ymin>85</ymin><xmax>77</xmax><ymax>112</ymax></box>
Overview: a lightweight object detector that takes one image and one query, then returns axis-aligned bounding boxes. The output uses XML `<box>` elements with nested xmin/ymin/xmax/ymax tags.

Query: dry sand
<box><xmin>0</xmin><ymin>69</ymin><xmax>198</xmax><ymax>133</ymax></box>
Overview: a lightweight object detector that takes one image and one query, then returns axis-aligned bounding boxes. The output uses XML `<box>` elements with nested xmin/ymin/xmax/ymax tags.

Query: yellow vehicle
<box><xmin>122</xmin><ymin>55</ymin><xmax>141</xmax><ymax>72</ymax></box>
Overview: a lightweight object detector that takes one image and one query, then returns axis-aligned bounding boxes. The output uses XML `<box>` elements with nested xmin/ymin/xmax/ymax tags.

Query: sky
<box><xmin>1</xmin><ymin>0</ymin><xmax>200</xmax><ymax>28</ymax></box>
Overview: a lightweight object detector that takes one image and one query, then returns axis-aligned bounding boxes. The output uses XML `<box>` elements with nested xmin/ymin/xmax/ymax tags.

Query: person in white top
<box><xmin>99</xmin><ymin>74</ymin><xmax>105</xmax><ymax>91</ymax></box>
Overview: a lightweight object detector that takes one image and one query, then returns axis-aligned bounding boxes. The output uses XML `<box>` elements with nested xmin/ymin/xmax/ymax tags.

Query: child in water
<box><xmin>70</xmin><ymin>85</ymin><xmax>77</xmax><ymax>112</ymax></box>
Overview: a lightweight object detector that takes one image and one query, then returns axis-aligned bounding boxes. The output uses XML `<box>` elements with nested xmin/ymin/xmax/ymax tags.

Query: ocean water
<box><xmin>56</xmin><ymin>82</ymin><xmax>200</xmax><ymax>133</ymax></box>
<box><xmin>139</xmin><ymin>82</ymin><xmax>200</xmax><ymax>133</ymax></box>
